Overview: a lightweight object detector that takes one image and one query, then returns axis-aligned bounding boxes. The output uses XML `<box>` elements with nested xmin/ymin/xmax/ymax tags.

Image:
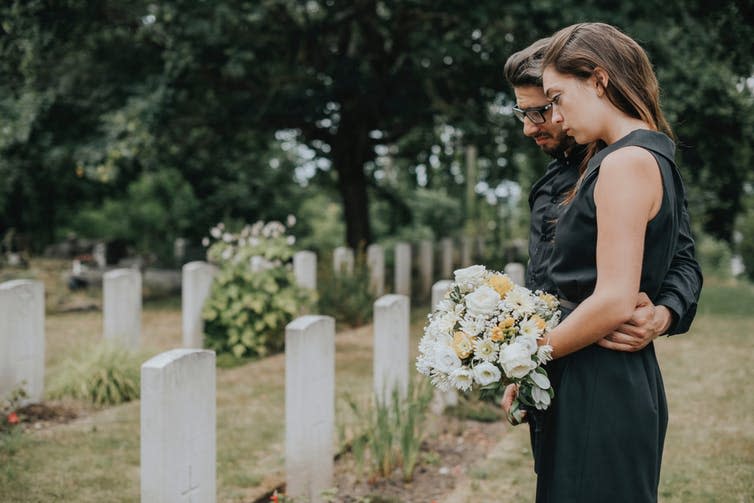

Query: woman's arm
<box><xmin>547</xmin><ymin>146</ymin><xmax>663</xmax><ymax>359</ymax></box>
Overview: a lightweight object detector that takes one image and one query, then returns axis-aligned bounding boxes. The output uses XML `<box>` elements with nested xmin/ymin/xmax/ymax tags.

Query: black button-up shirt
<box><xmin>524</xmin><ymin>146</ymin><xmax>702</xmax><ymax>335</ymax></box>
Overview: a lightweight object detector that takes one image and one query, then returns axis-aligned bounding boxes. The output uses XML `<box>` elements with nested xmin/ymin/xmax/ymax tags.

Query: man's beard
<box><xmin>537</xmin><ymin>131</ymin><xmax>576</xmax><ymax>157</ymax></box>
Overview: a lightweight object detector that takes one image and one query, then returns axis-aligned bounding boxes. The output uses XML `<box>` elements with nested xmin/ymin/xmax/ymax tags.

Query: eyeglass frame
<box><xmin>512</xmin><ymin>103</ymin><xmax>553</xmax><ymax>124</ymax></box>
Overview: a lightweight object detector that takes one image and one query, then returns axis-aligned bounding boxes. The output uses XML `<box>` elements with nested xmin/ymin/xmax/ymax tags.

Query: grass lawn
<box><xmin>1</xmin><ymin>269</ymin><xmax>753</xmax><ymax>502</ymax></box>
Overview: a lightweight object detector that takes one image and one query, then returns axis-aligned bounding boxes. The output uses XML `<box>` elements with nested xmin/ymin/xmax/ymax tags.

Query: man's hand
<box><xmin>500</xmin><ymin>384</ymin><xmax>526</xmax><ymax>424</ymax></box>
<box><xmin>597</xmin><ymin>292</ymin><xmax>672</xmax><ymax>352</ymax></box>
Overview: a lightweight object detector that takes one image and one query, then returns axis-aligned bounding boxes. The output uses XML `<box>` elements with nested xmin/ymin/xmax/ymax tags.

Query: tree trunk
<box><xmin>332</xmin><ymin>109</ymin><xmax>372</xmax><ymax>250</ymax></box>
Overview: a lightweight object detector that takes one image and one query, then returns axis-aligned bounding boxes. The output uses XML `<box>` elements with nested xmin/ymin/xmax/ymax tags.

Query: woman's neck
<box><xmin>602</xmin><ymin>117</ymin><xmax>651</xmax><ymax>145</ymax></box>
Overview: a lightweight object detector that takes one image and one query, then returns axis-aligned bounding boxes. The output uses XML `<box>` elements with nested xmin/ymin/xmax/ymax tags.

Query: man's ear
<box><xmin>592</xmin><ymin>67</ymin><xmax>609</xmax><ymax>96</ymax></box>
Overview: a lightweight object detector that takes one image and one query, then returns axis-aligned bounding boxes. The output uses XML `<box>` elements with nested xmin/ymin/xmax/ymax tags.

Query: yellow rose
<box><xmin>491</xmin><ymin>317</ymin><xmax>515</xmax><ymax>342</ymax></box>
<box><xmin>453</xmin><ymin>331</ymin><xmax>473</xmax><ymax>359</ymax></box>
<box><xmin>531</xmin><ymin>314</ymin><xmax>547</xmax><ymax>331</ymax></box>
<box><xmin>487</xmin><ymin>274</ymin><xmax>514</xmax><ymax>299</ymax></box>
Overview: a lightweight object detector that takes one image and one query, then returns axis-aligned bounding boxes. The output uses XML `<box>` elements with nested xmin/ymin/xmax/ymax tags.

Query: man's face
<box><xmin>513</xmin><ymin>85</ymin><xmax>573</xmax><ymax>157</ymax></box>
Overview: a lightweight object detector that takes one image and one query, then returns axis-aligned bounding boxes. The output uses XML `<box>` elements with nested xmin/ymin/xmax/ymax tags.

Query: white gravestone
<box><xmin>293</xmin><ymin>251</ymin><xmax>317</xmax><ymax>290</ymax></box>
<box><xmin>394</xmin><ymin>242</ymin><xmax>411</xmax><ymax>297</ymax></box>
<box><xmin>182</xmin><ymin>262</ymin><xmax>217</xmax><ymax>349</ymax></box>
<box><xmin>373</xmin><ymin>295</ymin><xmax>410</xmax><ymax>404</ymax></box>
<box><xmin>103</xmin><ymin>268</ymin><xmax>142</xmax><ymax>349</ymax></box>
<box><xmin>0</xmin><ymin>280</ymin><xmax>45</xmax><ymax>403</ymax></box>
<box><xmin>419</xmin><ymin>240</ymin><xmax>434</xmax><ymax>301</ymax></box>
<box><xmin>332</xmin><ymin>246</ymin><xmax>354</xmax><ymax>275</ymax></box>
<box><xmin>366</xmin><ymin>244</ymin><xmax>385</xmax><ymax>297</ymax></box>
<box><xmin>141</xmin><ymin>349</ymin><xmax>216</xmax><ymax>503</ymax></box>
<box><xmin>285</xmin><ymin>316</ymin><xmax>335</xmax><ymax>503</ymax></box>
<box><xmin>505</xmin><ymin>262</ymin><xmax>526</xmax><ymax>286</ymax></box>
<box><xmin>441</xmin><ymin>238</ymin><xmax>454</xmax><ymax>279</ymax></box>
<box><xmin>431</xmin><ymin>280</ymin><xmax>454</xmax><ymax>311</ymax></box>
<box><xmin>461</xmin><ymin>237</ymin><xmax>473</xmax><ymax>267</ymax></box>
<box><xmin>93</xmin><ymin>242</ymin><xmax>107</xmax><ymax>268</ymax></box>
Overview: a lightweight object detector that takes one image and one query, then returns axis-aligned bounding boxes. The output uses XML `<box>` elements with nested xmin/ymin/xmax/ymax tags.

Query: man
<box><xmin>500</xmin><ymin>37</ymin><xmax>703</xmax><ymax>416</ymax></box>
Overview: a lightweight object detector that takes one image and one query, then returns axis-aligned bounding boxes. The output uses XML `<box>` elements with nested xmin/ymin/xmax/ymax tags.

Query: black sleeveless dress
<box><xmin>531</xmin><ymin>130</ymin><xmax>686</xmax><ymax>502</ymax></box>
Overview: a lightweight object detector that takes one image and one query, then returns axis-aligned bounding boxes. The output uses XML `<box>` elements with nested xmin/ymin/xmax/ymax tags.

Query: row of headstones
<box><xmin>141</xmin><ymin>293</ymin><xmax>412</xmax><ymax>502</ymax></box>
<box><xmin>0</xmin><ymin>256</ymin><xmax>525</xmax><ymax>405</ymax></box>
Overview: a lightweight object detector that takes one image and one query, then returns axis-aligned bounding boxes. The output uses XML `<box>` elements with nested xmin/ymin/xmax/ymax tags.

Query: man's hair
<box><xmin>503</xmin><ymin>37</ymin><xmax>551</xmax><ymax>87</ymax></box>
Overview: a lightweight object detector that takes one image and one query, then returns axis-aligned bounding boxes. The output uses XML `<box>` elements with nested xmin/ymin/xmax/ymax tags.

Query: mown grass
<box><xmin>1</xmin><ymin>272</ymin><xmax>752</xmax><ymax>502</ymax></box>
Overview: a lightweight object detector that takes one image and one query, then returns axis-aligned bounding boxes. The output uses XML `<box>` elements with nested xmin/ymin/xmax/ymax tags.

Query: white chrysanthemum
<box><xmin>546</xmin><ymin>312</ymin><xmax>561</xmax><ymax>331</ymax></box>
<box><xmin>519</xmin><ymin>317</ymin><xmax>543</xmax><ymax>339</ymax></box>
<box><xmin>473</xmin><ymin>361</ymin><xmax>502</xmax><ymax>386</ymax></box>
<box><xmin>432</xmin><ymin>311</ymin><xmax>458</xmax><ymax>336</ymax></box>
<box><xmin>474</xmin><ymin>337</ymin><xmax>499</xmax><ymax>362</ymax></box>
<box><xmin>532</xmin><ymin>386</ymin><xmax>551</xmax><ymax>410</ymax></box>
<box><xmin>529</xmin><ymin>371</ymin><xmax>551</xmax><ymax>390</ymax></box>
<box><xmin>536</xmin><ymin>344</ymin><xmax>553</xmax><ymax>364</ymax></box>
<box><xmin>435</xmin><ymin>298</ymin><xmax>455</xmax><ymax>313</ymax></box>
<box><xmin>450</xmin><ymin>367</ymin><xmax>475</xmax><ymax>391</ymax></box>
<box><xmin>505</xmin><ymin>286</ymin><xmax>536</xmax><ymax>315</ymax></box>
<box><xmin>416</xmin><ymin>353</ymin><xmax>433</xmax><ymax>376</ymax></box>
<box><xmin>434</xmin><ymin>343</ymin><xmax>462</xmax><ymax>374</ymax></box>
<box><xmin>459</xmin><ymin>315</ymin><xmax>486</xmax><ymax>337</ymax></box>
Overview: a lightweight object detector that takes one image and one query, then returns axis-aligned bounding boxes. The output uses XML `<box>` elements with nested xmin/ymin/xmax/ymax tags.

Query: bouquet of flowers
<box><xmin>416</xmin><ymin>265</ymin><xmax>560</xmax><ymax>424</ymax></box>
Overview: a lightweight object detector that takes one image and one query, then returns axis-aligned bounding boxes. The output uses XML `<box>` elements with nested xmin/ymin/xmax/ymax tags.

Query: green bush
<box><xmin>202</xmin><ymin>220</ymin><xmax>316</xmax><ymax>358</ymax></box>
<box><xmin>696</xmin><ymin>233</ymin><xmax>733</xmax><ymax>279</ymax></box>
<box><xmin>47</xmin><ymin>344</ymin><xmax>142</xmax><ymax>406</ymax></box>
<box><xmin>317</xmin><ymin>250</ymin><xmax>374</xmax><ymax>327</ymax></box>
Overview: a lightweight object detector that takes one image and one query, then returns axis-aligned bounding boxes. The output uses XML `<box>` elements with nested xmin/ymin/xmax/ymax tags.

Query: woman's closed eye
<box><xmin>550</xmin><ymin>94</ymin><xmax>562</xmax><ymax>105</ymax></box>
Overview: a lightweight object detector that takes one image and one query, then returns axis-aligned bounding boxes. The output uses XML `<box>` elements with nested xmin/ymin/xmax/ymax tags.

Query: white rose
<box><xmin>465</xmin><ymin>285</ymin><xmax>501</xmax><ymax>317</ymax></box>
<box><xmin>498</xmin><ymin>342</ymin><xmax>538</xmax><ymax>379</ymax></box>
<box><xmin>515</xmin><ymin>335</ymin><xmax>538</xmax><ymax>355</ymax></box>
<box><xmin>434</xmin><ymin>343</ymin><xmax>462</xmax><ymax>374</ymax></box>
<box><xmin>532</xmin><ymin>385</ymin><xmax>551</xmax><ymax>410</ymax></box>
<box><xmin>473</xmin><ymin>361</ymin><xmax>502</xmax><ymax>386</ymax></box>
<box><xmin>454</xmin><ymin>265</ymin><xmax>487</xmax><ymax>286</ymax></box>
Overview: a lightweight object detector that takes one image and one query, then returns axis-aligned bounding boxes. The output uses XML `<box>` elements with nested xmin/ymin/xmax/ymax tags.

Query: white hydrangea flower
<box><xmin>473</xmin><ymin>361</ymin><xmax>502</xmax><ymax>386</ymax></box>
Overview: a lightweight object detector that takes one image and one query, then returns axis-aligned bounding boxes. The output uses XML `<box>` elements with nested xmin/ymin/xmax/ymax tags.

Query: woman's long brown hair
<box><xmin>542</xmin><ymin>23</ymin><xmax>673</xmax><ymax>204</ymax></box>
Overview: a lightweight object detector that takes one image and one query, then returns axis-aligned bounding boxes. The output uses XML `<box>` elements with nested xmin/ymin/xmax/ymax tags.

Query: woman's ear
<box><xmin>593</xmin><ymin>67</ymin><xmax>609</xmax><ymax>97</ymax></box>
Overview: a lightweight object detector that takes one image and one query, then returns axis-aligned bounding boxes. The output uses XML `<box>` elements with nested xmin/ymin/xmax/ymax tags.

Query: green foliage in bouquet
<box><xmin>202</xmin><ymin>220</ymin><xmax>316</xmax><ymax>358</ymax></box>
<box><xmin>47</xmin><ymin>343</ymin><xmax>142</xmax><ymax>406</ymax></box>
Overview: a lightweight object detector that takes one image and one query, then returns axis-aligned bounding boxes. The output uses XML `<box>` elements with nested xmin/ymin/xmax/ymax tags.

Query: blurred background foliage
<box><xmin>1</xmin><ymin>0</ymin><xmax>752</xmax><ymax>276</ymax></box>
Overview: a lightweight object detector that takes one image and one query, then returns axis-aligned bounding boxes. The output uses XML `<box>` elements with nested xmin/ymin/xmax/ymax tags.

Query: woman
<box><xmin>504</xmin><ymin>23</ymin><xmax>695</xmax><ymax>502</ymax></box>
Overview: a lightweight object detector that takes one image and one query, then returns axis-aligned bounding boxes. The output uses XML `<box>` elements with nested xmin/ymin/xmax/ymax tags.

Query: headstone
<box><xmin>418</xmin><ymin>240</ymin><xmax>434</xmax><ymax>301</ymax></box>
<box><xmin>286</xmin><ymin>316</ymin><xmax>335</xmax><ymax>503</ymax></box>
<box><xmin>441</xmin><ymin>238</ymin><xmax>454</xmax><ymax>279</ymax></box>
<box><xmin>505</xmin><ymin>262</ymin><xmax>526</xmax><ymax>286</ymax></box>
<box><xmin>461</xmin><ymin>237</ymin><xmax>473</xmax><ymax>267</ymax></box>
<box><xmin>394</xmin><ymin>242</ymin><xmax>411</xmax><ymax>297</ymax></box>
<box><xmin>103</xmin><ymin>268</ymin><xmax>142</xmax><ymax>349</ymax></box>
<box><xmin>373</xmin><ymin>295</ymin><xmax>410</xmax><ymax>404</ymax></box>
<box><xmin>431</xmin><ymin>280</ymin><xmax>454</xmax><ymax>311</ymax></box>
<box><xmin>0</xmin><ymin>280</ymin><xmax>45</xmax><ymax>403</ymax></box>
<box><xmin>141</xmin><ymin>349</ymin><xmax>216</xmax><ymax>503</ymax></box>
<box><xmin>93</xmin><ymin>242</ymin><xmax>107</xmax><ymax>268</ymax></box>
<box><xmin>182</xmin><ymin>262</ymin><xmax>217</xmax><ymax>349</ymax></box>
<box><xmin>366</xmin><ymin>244</ymin><xmax>385</xmax><ymax>297</ymax></box>
<box><xmin>332</xmin><ymin>246</ymin><xmax>354</xmax><ymax>275</ymax></box>
<box><xmin>174</xmin><ymin>238</ymin><xmax>187</xmax><ymax>264</ymax></box>
<box><xmin>293</xmin><ymin>251</ymin><xmax>317</xmax><ymax>290</ymax></box>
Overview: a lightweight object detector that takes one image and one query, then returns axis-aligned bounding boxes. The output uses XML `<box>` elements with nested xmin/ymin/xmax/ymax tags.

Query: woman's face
<box><xmin>542</xmin><ymin>66</ymin><xmax>603</xmax><ymax>144</ymax></box>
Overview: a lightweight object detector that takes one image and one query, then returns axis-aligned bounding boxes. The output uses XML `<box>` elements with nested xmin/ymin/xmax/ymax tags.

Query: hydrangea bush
<box><xmin>202</xmin><ymin>218</ymin><xmax>316</xmax><ymax>358</ymax></box>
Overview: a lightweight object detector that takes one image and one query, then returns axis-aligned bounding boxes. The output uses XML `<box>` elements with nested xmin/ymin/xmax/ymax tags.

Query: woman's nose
<box><xmin>551</xmin><ymin>106</ymin><xmax>564</xmax><ymax>124</ymax></box>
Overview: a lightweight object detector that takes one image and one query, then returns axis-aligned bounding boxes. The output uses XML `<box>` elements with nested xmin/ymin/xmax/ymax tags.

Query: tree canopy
<box><xmin>1</xmin><ymin>0</ymin><xmax>752</xmax><ymax>258</ymax></box>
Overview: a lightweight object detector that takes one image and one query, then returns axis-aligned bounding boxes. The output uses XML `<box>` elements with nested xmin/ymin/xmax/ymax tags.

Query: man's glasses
<box><xmin>512</xmin><ymin>103</ymin><xmax>553</xmax><ymax>124</ymax></box>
